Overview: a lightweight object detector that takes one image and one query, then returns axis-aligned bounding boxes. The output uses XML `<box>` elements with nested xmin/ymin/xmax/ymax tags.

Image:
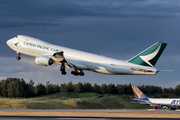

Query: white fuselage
<box><xmin>6</xmin><ymin>35</ymin><xmax>157</xmax><ymax>75</ymax></box>
<box><xmin>148</xmin><ymin>98</ymin><xmax>180</xmax><ymax>105</ymax></box>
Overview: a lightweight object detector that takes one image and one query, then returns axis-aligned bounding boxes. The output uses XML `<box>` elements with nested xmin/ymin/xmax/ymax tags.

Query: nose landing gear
<box><xmin>16</xmin><ymin>53</ymin><xmax>21</xmax><ymax>60</ymax></box>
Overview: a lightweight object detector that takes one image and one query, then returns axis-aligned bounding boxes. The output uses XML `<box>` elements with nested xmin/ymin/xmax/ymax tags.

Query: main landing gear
<box><xmin>60</xmin><ymin>62</ymin><xmax>67</xmax><ymax>75</ymax></box>
<box><xmin>60</xmin><ymin>62</ymin><xmax>84</xmax><ymax>76</ymax></box>
<box><xmin>71</xmin><ymin>69</ymin><xmax>84</xmax><ymax>76</ymax></box>
<box><xmin>16</xmin><ymin>53</ymin><xmax>21</xmax><ymax>60</ymax></box>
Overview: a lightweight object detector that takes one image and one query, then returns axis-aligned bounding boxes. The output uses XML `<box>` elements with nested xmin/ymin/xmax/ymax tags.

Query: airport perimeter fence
<box><xmin>0</xmin><ymin>95</ymin><xmax>81</xmax><ymax>101</ymax></box>
<box><xmin>0</xmin><ymin>94</ymin><xmax>113</xmax><ymax>102</ymax></box>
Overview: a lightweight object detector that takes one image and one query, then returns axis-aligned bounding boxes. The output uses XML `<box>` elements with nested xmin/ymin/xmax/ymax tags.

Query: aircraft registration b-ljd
<box><xmin>7</xmin><ymin>35</ymin><xmax>167</xmax><ymax>76</ymax></box>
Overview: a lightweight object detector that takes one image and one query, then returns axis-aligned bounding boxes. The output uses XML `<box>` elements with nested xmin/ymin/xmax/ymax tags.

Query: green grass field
<box><xmin>100</xmin><ymin>96</ymin><xmax>152</xmax><ymax>109</ymax></box>
<box><xmin>0</xmin><ymin>92</ymin><xmax>152</xmax><ymax>109</ymax></box>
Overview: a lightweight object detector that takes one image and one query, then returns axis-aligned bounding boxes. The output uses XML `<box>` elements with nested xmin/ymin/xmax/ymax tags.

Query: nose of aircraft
<box><xmin>6</xmin><ymin>39</ymin><xmax>11</xmax><ymax>46</ymax></box>
<box><xmin>6</xmin><ymin>37</ymin><xmax>19</xmax><ymax>47</ymax></box>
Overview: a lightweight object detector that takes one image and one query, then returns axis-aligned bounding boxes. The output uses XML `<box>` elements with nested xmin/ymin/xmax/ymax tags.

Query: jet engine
<box><xmin>35</xmin><ymin>56</ymin><xmax>54</xmax><ymax>66</ymax></box>
<box><xmin>153</xmin><ymin>104</ymin><xmax>161</xmax><ymax>109</ymax></box>
<box><xmin>169</xmin><ymin>105</ymin><xmax>178</xmax><ymax>110</ymax></box>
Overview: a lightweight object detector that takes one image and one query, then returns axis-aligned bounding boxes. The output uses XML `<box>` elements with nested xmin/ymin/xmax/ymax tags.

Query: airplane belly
<box><xmin>93</xmin><ymin>64</ymin><xmax>132</xmax><ymax>75</ymax></box>
<box><xmin>110</xmin><ymin>66</ymin><xmax>132</xmax><ymax>75</ymax></box>
<box><xmin>75</xmin><ymin>61</ymin><xmax>113</xmax><ymax>74</ymax></box>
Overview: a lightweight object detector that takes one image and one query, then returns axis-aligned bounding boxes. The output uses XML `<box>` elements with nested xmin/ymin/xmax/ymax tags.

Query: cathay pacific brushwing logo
<box><xmin>140</xmin><ymin>44</ymin><xmax>161</xmax><ymax>67</ymax></box>
<box><xmin>14</xmin><ymin>42</ymin><xmax>19</xmax><ymax>47</ymax></box>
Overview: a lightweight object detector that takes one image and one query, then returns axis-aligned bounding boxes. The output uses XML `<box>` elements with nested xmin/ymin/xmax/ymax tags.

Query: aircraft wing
<box><xmin>41</xmin><ymin>51</ymin><xmax>64</xmax><ymax>63</ymax></box>
<box><xmin>42</xmin><ymin>51</ymin><xmax>64</xmax><ymax>61</ymax></box>
<box><xmin>52</xmin><ymin>52</ymin><xmax>88</xmax><ymax>70</ymax></box>
<box><xmin>42</xmin><ymin>51</ymin><xmax>87</xmax><ymax>70</ymax></box>
<box><xmin>65</xmin><ymin>58</ymin><xmax>88</xmax><ymax>70</ymax></box>
<box><xmin>48</xmin><ymin>52</ymin><xmax>72</xmax><ymax>69</ymax></box>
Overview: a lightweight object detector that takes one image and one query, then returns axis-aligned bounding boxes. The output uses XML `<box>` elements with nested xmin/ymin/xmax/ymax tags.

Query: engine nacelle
<box><xmin>35</xmin><ymin>56</ymin><xmax>54</xmax><ymax>66</ymax></box>
<box><xmin>169</xmin><ymin>105</ymin><xmax>177</xmax><ymax>110</ymax></box>
<box><xmin>154</xmin><ymin>104</ymin><xmax>161</xmax><ymax>109</ymax></box>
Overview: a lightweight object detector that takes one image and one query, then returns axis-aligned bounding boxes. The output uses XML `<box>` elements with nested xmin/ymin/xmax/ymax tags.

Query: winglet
<box><xmin>128</xmin><ymin>42</ymin><xmax>167</xmax><ymax>67</ymax></box>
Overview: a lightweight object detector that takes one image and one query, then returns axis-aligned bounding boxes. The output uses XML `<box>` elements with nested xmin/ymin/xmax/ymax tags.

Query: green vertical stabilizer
<box><xmin>128</xmin><ymin>42</ymin><xmax>167</xmax><ymax>67</ymax></box>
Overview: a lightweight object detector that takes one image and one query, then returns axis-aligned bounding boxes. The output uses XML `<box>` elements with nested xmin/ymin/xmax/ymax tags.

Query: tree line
<box><xmin>0</xmin><ymin>78</ymin><xmax>180</xmax><ymax>98</ymax></box>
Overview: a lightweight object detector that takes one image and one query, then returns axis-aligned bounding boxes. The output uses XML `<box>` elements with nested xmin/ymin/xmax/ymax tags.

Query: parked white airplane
<box><xmin>132</xmin><ymin>85</ymin><xmax>180</xmax><ymax>110</ymax></box>
<box><xmin>7</xmin><ymin>35</ymin><xmax>167</xmax><ymax>76</ymax></box>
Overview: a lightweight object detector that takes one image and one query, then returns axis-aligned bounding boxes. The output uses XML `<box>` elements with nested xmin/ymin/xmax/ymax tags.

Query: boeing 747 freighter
<box><xmin>7</xmin><ymin>35</ymin><xmax>167</xmax><ymax>76</ymax></box>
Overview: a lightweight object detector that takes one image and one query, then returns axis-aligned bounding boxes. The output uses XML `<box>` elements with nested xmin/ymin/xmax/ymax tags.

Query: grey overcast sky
<box><xmin>1</xmin><ymin>0</ymin><xmax>180</xmax><ymax>88</ymax></box>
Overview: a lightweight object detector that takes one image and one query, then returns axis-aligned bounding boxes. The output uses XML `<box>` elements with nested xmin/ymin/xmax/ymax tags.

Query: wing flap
<box><xmin>66</xmin><ymin>58</ymin><xmax>88</xmax><ymax>70</ymax></box>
